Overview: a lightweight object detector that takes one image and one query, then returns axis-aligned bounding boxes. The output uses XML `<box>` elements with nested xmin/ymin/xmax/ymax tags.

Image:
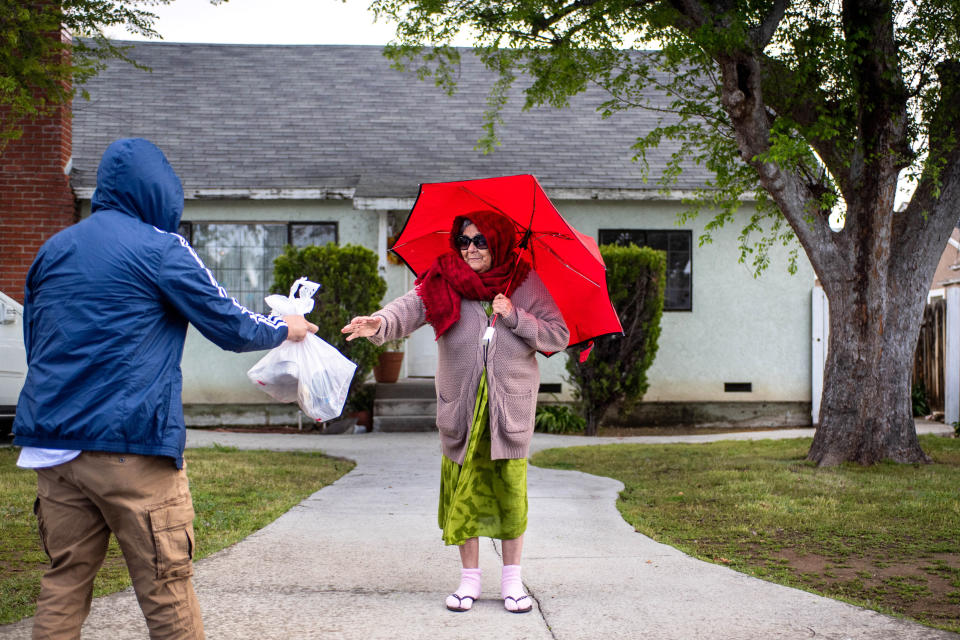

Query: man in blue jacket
<box><xmin>13</xmin><ymin>138</ymin><xmax>317</xmax><ymax>640</ymax></box>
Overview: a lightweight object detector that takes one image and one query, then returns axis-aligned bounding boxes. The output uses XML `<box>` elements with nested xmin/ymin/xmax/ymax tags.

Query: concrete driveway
<box><xmin>2</xmin><ymin>423</ymin><xmax>956</xmax><ymax>639</ymax></box>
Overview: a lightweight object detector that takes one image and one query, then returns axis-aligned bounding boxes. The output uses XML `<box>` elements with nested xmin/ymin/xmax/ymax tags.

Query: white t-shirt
<box><xmin>17</xmin><ymin>447</ymin><xmax>82</xmax><ymax>469</ymax></box>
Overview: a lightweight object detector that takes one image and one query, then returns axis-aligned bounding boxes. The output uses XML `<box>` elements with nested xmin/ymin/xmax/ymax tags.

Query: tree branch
<box><xmin>713</xmin><ymin>50</ymin><xmax>846</xmax><ymax>276</ymax></box>
<box><xmin>894</xmin><ymin>59</ymin><xmax>960</xmax><ymax>256</ymax></box>
<box><xmin>666</xmin><ymin>0</ymin><xmax>710</xmax><ymax>33</ymax></box>
<box><xmin>530</xmin><ymin>0</ymin><xmax>605</xmax><ymax>35</ymax></box>
<box><xmin>841</xmin><ymin>0</ymin><xmax>912</xmax><ymax>172</ymax></box>
<box><xmin>757</xmin><ymin>55</ymin><xmax>854</xmax><ymax>195</ymax></box>
<box><xmin>750</xmin><ymin>0</ymin><xmax>789</xmax><ymax>49</ymax></box>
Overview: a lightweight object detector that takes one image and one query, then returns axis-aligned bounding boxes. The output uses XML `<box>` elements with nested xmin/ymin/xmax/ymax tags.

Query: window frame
<box><xmin>177</xmin><ymin>220</ymin><xmax>339</xmax><ymax>310</ymax></box>
<box><xmin>177</xmin><ymin>220</ymin><xmax>340</xmax><ymax>247</ymax></box>
<box><xmin>598</xmin><ymin>228</ymin><xmax>693</xmax><ymax>312</ymax></box>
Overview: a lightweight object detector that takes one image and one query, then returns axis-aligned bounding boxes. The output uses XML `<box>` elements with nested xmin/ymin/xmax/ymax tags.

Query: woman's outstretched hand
<box><xmin>341</xmin><ymin>316</ymin><xmax>383</xmax><ymax>341</ymax></box>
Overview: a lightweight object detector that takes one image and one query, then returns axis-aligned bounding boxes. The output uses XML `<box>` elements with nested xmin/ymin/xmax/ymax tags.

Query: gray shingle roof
<box><xmin>70</xmin><ymin>42</ymin><xmax>713</xmax><ymax>199</ymax></box>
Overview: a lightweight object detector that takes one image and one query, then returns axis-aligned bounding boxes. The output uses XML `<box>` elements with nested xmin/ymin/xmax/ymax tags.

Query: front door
<box><xmin>406</xmin><ymin>324</ymin><xmax>438</xmax><ymax>377</ymax></box>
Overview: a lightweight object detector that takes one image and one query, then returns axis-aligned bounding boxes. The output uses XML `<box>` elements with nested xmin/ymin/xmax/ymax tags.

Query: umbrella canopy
<box><xmin>391</xmin><ymin>174</ymin><xmax>623</xmax><ymax>349</ymax></box>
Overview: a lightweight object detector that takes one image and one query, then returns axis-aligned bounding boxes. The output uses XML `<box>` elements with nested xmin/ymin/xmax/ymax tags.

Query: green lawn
<box><xmin>532</xmin><ymin>434</ymin><xmax>960</xmax><ymax>633</ymax></box>
<box><xmin>0</xmin><ymin>445</ymin><xmax>353</xmax><ymax>624</ymax></box>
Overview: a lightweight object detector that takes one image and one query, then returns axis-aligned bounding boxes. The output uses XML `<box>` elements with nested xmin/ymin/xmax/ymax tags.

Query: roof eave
<box><xmin>72</xmin><ymin>186</ymin><xmax>757</xmax><ymax>206</ymax></box>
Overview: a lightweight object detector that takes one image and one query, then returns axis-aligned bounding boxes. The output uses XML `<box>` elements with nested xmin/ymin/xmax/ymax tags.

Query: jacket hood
<box><xmin>90</xmin><ymin>138</ymin><xmax>184</xmax><ymax>233</ymax></box>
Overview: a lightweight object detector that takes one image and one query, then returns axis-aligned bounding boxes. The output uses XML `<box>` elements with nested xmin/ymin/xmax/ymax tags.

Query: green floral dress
<box><xmin>438</xmin><ymin>302</ymin><xmax>528</xmax><ymax>546</ymax></box>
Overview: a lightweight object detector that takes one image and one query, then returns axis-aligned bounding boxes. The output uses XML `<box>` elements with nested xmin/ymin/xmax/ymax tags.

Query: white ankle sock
<box><xmin>501</xmin><ymin>564</ymin><xmax>530</xmax><ymax>611</ymax></box>
<box><xmin>446</xmin><ymin>567</ymin><xmax>482</xmax><ymax>611</ymax></box>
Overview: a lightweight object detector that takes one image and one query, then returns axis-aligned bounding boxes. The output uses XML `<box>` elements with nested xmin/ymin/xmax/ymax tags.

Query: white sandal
<box><xmin>503</xmin><ymin>594</ymin><xmax>532</xmax><ymax>613</ymax></box>
<box><xmin>446</xmin><ymin>593</ymin><xmax>476</xmax><ymax>612</ymax></box>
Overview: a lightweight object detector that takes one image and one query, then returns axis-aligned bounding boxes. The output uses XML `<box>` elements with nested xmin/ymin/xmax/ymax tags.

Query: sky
<box><xmin>103</xmin><ymin>0</ymin><xmax>407</xmax><ymax>45</ymax></box>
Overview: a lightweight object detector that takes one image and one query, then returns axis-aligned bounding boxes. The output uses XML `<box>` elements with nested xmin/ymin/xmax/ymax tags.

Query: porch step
<box><xmin>374</xmin><ymin>398</ymin><xmax>436</xmax><ymax>416</ymax></box>
<box><xmin>372</xmin><ymin>415</ymin><xmax>437</xmax><ymax>432</ymax></box>
<box><xmin>373</xmin><ymin>378</ymin><xmax>437</xmax><ymax>432</ymax></box>
<box><xmin>374</xmin><ymin>378</ymin><xmax>436</xmax><ymax>399</ymax></box>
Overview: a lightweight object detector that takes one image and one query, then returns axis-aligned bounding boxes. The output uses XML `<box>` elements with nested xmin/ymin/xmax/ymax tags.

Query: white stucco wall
<box><xmin>81</xmin><ymin>195</ymin><xmax>816</xmax><ymax>405</ymax></box>
<box><xmin>557</xmin><ymin>199</ymin><xmax>815</xmax><ymax>403</ymax></box>
<box><xmin>375</xmin><ymin>197</ymin><xmax>815</xmax><ymax>403</ymax></box>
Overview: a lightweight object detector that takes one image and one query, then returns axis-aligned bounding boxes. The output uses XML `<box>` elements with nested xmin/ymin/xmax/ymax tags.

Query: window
<box><xmin>178</xmin><ymin>222</ymin><xmax>337</xmax><ymax>312</ymax></box>
<box><xmin>598</xmin><ymin>229</ymin><xmax>692</xmax><ymax>311</ymax></box>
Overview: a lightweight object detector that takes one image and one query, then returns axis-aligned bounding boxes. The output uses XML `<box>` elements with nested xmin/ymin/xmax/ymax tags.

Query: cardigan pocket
<box><xmin>435</xmin><ymin>392</ymin><xmax>462</xmax><ymax>437</ymax></box>
<box><xmin>497</xmin><ymin>389</ymin><xmax>535</xmax><ymax>433</ymax></box>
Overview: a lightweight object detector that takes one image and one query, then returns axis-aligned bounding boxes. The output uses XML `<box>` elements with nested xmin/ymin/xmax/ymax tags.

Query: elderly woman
<box><xmin>342</xmin><ymin>209</ymin><xmax>569</xmax><ymax>614</ymax></box>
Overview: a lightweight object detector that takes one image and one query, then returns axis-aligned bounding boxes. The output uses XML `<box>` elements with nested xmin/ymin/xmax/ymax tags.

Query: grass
<box><xmin>531</xmin><ymin>434</ymin><xmax>960</xmax><ymax>633</ymax></box>
<box><xmin>0</xmin><ymin>445</ymin><xmax>353</xmax><ymax>625</ymax></box>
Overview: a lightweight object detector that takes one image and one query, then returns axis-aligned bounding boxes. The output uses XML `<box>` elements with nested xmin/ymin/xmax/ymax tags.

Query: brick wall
<box><xmin>0</xmin><ymin>95</ymin><xmax>77</xmax><ymax>304</ymax></box>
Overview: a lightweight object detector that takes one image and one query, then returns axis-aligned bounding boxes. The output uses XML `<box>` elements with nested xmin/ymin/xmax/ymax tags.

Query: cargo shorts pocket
<box><xmin>147</xmin><ymin>495</ymin><xmax>196</xmax><ymax>580</ymax></box>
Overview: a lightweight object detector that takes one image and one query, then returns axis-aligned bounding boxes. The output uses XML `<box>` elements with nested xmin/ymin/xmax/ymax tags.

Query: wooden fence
<box><xmin>913</xmin><ymin>298</ymin><xmax>946</xmax><ymax>412</ymax></box>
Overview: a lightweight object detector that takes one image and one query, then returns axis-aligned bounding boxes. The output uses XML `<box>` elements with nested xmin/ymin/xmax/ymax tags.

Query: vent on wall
<box><xmin>539</xmin><ymin>383</ymin><xmax>562</xmax><ymax>394</ymax></box>
<box><xmin>724</xmin><ymin>382</ymin><xmax>753</xmax><ymax>392</ymax></box>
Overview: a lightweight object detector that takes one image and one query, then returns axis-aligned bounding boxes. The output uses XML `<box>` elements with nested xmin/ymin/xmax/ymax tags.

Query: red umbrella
<box><xmin>391</xmin><ymin>174</ymin><xmax>623</xmax><ymax>351</ymax></box>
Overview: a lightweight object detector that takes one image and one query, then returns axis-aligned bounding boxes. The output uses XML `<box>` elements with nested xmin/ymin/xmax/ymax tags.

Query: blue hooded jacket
<box><xmin>13</xmin><ymin>138</ymin><xmax>289</xmax><ymax>467</ymax></box>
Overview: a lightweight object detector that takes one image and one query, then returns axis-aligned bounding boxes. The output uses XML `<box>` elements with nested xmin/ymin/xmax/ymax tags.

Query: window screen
<box><xmin>181</xmin><ymin>222</ymin><xmax>336</xmax><ymax>312</ymax></box>
<box><xmin>598</xmin><ymin>229</ymin><xmax>692</xmax><ymax>311</ymax></box>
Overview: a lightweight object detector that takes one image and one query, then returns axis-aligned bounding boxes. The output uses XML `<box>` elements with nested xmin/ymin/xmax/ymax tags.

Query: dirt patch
<box><xmin>752</xmin><ymin>547</ymin><xmax>960</xmax><ymax>630</ymax></box>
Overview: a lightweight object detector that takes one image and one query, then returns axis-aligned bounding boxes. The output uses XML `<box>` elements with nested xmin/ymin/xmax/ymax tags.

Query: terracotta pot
<box><xmin>373</xmin><ymin>351</ymin><xmax>404</xmax><ymax>383</ymax></box>
<box><xmin>350</xmin><ymin>410</ymin><xmax>372</xmax><ymax>428</ymax></box>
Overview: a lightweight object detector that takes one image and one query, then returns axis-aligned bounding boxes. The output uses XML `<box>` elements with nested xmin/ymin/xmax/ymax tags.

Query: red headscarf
<box><xmin>416</xmin><ymin>209</ymin><xmax>531</xmax><ymax>339</ymax></box>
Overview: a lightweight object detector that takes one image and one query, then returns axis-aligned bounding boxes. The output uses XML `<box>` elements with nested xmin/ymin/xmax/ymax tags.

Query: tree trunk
<box><xmin>673</xmin><ymin>5</ymin><xmax>959</xmax><ymax>465</ymax></box>
<box><xmin>584</xmin><ymin>404</ymin><xmax>600</xmax><ymax>436</ymax></box>
<box><xmin>809</xmin><ymin>241</ymin><xmax>935</xmax><ymax>466</ymax></box>
<box><xmin>709</xmin><ymin>50</ymin><xmax>951</xmax><ymax>467</ymax></box>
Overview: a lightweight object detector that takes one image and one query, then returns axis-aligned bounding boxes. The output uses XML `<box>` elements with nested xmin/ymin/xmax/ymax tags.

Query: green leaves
<box><xmin>0</xmin><ymin>0</ymin><xmax>173</xmax><ymax>152</ymax></box>
<box><xmin>534</xmin><ymin>403</ymin><xmax>586</xmax><ymax>433</ymax></box>
<box><xmin>565</xmin><ymin>243</ymin><xmax>666</xmax><ymax>434</ymax></box>
<box><xmin>375</xmin><ymin>0</ymin><xmax>960</xmax><ymax>276</ymax></box>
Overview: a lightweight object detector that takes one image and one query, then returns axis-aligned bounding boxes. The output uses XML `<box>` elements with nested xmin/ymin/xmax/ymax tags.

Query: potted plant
<box><xmin>373</xmin><ymin>338</ymin><xmax>405</xmax><ymax>383</ymax></box>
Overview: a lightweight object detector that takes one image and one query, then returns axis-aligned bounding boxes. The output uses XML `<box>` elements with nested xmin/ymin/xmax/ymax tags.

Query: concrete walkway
<box><xmin>2</xmin><ymin>423</ymin><xmax>957</xmax><ymax>639</ymax></box>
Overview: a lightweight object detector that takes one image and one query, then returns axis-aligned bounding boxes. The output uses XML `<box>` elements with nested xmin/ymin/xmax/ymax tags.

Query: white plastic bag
<box><xmin>247</xmin><ymin>278</ymin><xmax>357</xmax><ymax>421</ymax></box>
<box><xmin>263</xmin><ymin>276</ymin><xmax>321</xmax><ymax>316</ymax></box>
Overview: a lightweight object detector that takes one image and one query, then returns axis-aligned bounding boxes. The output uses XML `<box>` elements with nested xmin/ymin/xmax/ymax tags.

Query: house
<box><xmin>3</xmin><ymin>41</ymin><xmax>817</xmax><ymax>427</ymax></box>
<box><xmin>906</xmin><ymin>227</ymin><xmax>960</xmax><ymax>419</ymax></box>
<box><xmin>929</xmin><ymin>228</ymin><xmax>960</xmax><ymax>300</ymax></box>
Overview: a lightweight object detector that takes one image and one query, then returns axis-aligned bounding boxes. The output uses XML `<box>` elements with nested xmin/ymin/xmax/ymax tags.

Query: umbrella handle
<box><xmin>484</xmin><ymin>240</ymin><xmax>529</xmax><ymax>340</ymax></box>
<box><xmin>504</xmin><ymin>242</ymin><xmax>528</xmax><ymax>298</ymax></box>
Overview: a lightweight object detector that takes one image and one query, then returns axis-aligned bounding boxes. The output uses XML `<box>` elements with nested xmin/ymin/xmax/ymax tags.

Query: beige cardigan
<box><xmin>369</xmin><ymin>272</ymin><xmax>569</xmax><ymax>463</ymax></box>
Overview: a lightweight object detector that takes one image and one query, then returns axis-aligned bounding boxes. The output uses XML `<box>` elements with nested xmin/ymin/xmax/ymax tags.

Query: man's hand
<box><xmin>283</xmin><ymin>315</ymin><xmax>319</xmax><ymax>342</ymax></box>
<box><xmin>341</xmin><ymin>316</ymin><xmax>383</xmax><ymax>341</ymax></box>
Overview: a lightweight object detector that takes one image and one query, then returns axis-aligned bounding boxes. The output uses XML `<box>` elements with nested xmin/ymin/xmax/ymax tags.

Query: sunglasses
<box><xmin>456</xmin><ymin>234</ymin><xmax>489</xmax><ymax>250</ymax></box>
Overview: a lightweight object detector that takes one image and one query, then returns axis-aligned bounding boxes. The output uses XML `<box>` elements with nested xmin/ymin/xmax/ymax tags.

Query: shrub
<box><xmin>565</xmin><ymin>244</ymin><xmax>666</xmax><ymax>436</ymax></box>
<box><xmin>534</xmin><ymin>404</ymin><xmax>586</xmax><ymax>434</ymax></box>
<box><xmin>272</xmin><ymin>244</ymin><xmax>387</xmax><ymax>406</ymax></box>
<box><xmin>346</xmin><ymin>383</ymin><xmax>376</xmax><ymax>414</ymax></box>
<box><xmin>911</xmin><ymin>382</ymin><xmax>930</xmax><ymax>417</ymax></box>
